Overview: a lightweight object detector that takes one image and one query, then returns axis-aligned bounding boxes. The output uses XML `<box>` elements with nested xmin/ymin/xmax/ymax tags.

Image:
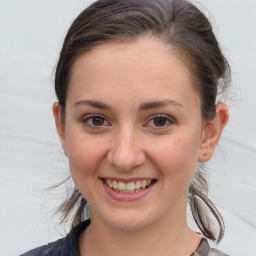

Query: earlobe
<box><xmin>198</xmin><ymin>103</ymin><xmax>229</xmax><ymax>162</ymax></box>
<box><xmin>52</xmin><ymin>102</ymin><xmax>68</xmax><ymax>157</ymax></box>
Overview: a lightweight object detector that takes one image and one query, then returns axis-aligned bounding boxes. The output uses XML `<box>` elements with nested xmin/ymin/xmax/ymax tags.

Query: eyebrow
<box><xmin>138</xmin><ymin>99</ymin><xmax>184</xmax><ymax>111</ymax></box>
<box><xmin>73</xmin><ymin>99</ymin><xmax>184</xmax><ymax>111</ymax></box>
<box><xmin>74</xmin><ymin>100</ymin><xmax>112</xmax><ymax>110</ymax></box>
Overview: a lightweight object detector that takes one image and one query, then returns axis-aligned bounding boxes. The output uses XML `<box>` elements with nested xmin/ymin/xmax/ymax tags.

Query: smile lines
<box><xmin>103</xmin><ymin>178</ymin><xmax>156</xmax><ymax>193</ymax></box>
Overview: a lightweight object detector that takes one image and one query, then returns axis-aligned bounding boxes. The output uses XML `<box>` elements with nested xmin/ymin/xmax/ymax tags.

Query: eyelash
<box><xmin>82</xmin><ymin>114</ymin><xmax>110</xmax><ymax>128</ymax></box>
<box><xmin>81</xmin><ymin>114</ymin><xmax>175</xmax><ymax>129</ymax></box>
<box><xmin>145</xmin><ymin>114</ymin><xmax>176</xmax><ymax>129</ymax></box>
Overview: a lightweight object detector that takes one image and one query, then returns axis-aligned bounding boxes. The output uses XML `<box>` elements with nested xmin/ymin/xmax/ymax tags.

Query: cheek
<box><xmin>149</xmin><ymin>133</ymin><xmax>200</xmax><ymax>182</ymax></box>
<box><xmin>66</xmin><ymin>131</ymin><xmax>105</xmax><ymax>179</ymax></box>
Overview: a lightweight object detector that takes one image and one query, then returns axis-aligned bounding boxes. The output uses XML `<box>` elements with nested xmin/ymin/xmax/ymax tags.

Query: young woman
<box><xmin>21</xmin><ymin>0</ymin><xmax>230</xmax><ymax>255</ymax></box>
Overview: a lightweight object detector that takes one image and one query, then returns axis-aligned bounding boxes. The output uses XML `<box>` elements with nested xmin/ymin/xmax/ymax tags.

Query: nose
<box><xmin>107</xmin><ymin>126</ymin><xmax>146</xmax><ymax>171</ymax></box>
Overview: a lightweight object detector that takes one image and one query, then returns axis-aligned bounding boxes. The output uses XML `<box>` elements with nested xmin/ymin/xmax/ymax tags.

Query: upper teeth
<box><xmin>105</xmin><ymin>179</ymin><xmax>152</xmax><ymax>192</ymax></box>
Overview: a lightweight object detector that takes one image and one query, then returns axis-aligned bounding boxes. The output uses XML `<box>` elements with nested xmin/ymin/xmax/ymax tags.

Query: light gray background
<box><xmin>0</xmin><ymin>1</ymin><xmax>255</xmax><ymax>255</ymax></box>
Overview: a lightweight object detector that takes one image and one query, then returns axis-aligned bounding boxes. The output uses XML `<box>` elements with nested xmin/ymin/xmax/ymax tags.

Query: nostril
<box><xmin>107</xmin><ymin>149</ymin><xmax>146</xmax><ymax>171</ymax></box>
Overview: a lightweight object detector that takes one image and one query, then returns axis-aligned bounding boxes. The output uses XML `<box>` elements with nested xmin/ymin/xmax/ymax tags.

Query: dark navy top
<box><xmin>20</xmin><ymin>220</ymin><xmax>229</xmax><ymax>256</ymax></box>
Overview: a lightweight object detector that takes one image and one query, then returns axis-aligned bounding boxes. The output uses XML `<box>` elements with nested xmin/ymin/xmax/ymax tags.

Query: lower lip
<box><xmin>101</xmin><ymin>180</ymin><xmax>155</xmax><ymax>202</ymax></box>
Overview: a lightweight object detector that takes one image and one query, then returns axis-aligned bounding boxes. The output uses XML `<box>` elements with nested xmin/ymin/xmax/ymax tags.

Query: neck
<box><xmin>79</xmin><ymin>209</ymin><xmax>201</xmax><ymax>256</ymax></box>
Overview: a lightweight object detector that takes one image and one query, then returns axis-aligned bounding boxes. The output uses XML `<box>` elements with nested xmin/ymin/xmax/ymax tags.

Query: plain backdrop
<box><xmin>0</xmin><ymin>1</ymin><xmax>255</xmax><ymax>255</ymax></box>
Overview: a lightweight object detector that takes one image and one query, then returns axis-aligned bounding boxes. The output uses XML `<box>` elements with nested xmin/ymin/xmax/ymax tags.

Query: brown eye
<box><xmin>153</xmin><ymin>117</ymin><xmax>167</xmax><ymax>126</ymax></box>
<box><xmin>82</xmin><ymin>114</ymin><xmax>110</xmax><ymax>128</ymax></box>
<box><xmin>146</xmin><ymin>114</ymin><xmax>175</xmax><ymax>129</ymax></box>
<box><xmin>92</xmin><ymin>116</ymin><xmax>105</xmax><ymax>126</ymax></box>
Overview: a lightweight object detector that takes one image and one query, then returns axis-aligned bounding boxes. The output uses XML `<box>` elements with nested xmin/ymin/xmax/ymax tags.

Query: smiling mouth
<box><xmin>102</xmin><ymin>178</ymin><xmax>157</xmax><ymax>193</ymax></box>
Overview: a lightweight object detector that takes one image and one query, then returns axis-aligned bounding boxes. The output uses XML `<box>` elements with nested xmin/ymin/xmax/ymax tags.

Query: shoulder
<box><xmin>208</xmin><ymin>248</ymin><xmax>229</xmax><ymax>256</ymax></box>
<box><xmin>19</xmin><ymin>238</ymin><xmax>65</xmax><ymax>256</ymax></box>
<box><xmin>20</xmin><ymin>220</ymin><xmax>90</xmax><ymax>256</ymax></box>
<box><xmin>193</xmin><ymin>238</ymin><xmax>229</xmax><ymax>256</ymax></box>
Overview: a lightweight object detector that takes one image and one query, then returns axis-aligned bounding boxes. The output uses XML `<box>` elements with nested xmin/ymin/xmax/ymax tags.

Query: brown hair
<box><xmin>54</xmin><ymin>0</ymin><xmax>230</xmax><ymax>243</ymax></box>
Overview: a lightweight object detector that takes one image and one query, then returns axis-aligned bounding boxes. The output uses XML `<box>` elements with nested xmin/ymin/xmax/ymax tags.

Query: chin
<box><xmin>99</xmin><ymin>210</ymin><xmax>154</xmax><ymax>231</ymax></box>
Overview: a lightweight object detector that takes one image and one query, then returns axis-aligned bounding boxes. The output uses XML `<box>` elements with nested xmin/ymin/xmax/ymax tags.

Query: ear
<box><xmin>52</xmin><ymin>102</ymin><xmax>68</xmax><ymax>157</ymax></box>
<box><xmin>198</xmin><ymin>103</ymin><xmax>229</xmax><ymax>162</ymax></box>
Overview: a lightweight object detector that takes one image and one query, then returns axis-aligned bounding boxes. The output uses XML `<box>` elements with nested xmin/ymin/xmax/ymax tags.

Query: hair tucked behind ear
<box><xmin>53</xmin><ymin>0</ymin><xmax>231</xmax><ymax>243</ymax></box>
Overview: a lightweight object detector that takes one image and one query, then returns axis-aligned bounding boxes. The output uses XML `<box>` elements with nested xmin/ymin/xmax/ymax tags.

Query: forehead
<box><xmin>67</xmin><ymin>36</ymin><xmax>200</xmax><ymax>109</ymax></box>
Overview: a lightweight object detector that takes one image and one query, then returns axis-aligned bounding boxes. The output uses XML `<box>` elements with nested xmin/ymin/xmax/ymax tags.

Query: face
<box><xmin>55</xmin><ymin>37</ymin><xmax>211</xmax><ymax>231</ymax></box>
